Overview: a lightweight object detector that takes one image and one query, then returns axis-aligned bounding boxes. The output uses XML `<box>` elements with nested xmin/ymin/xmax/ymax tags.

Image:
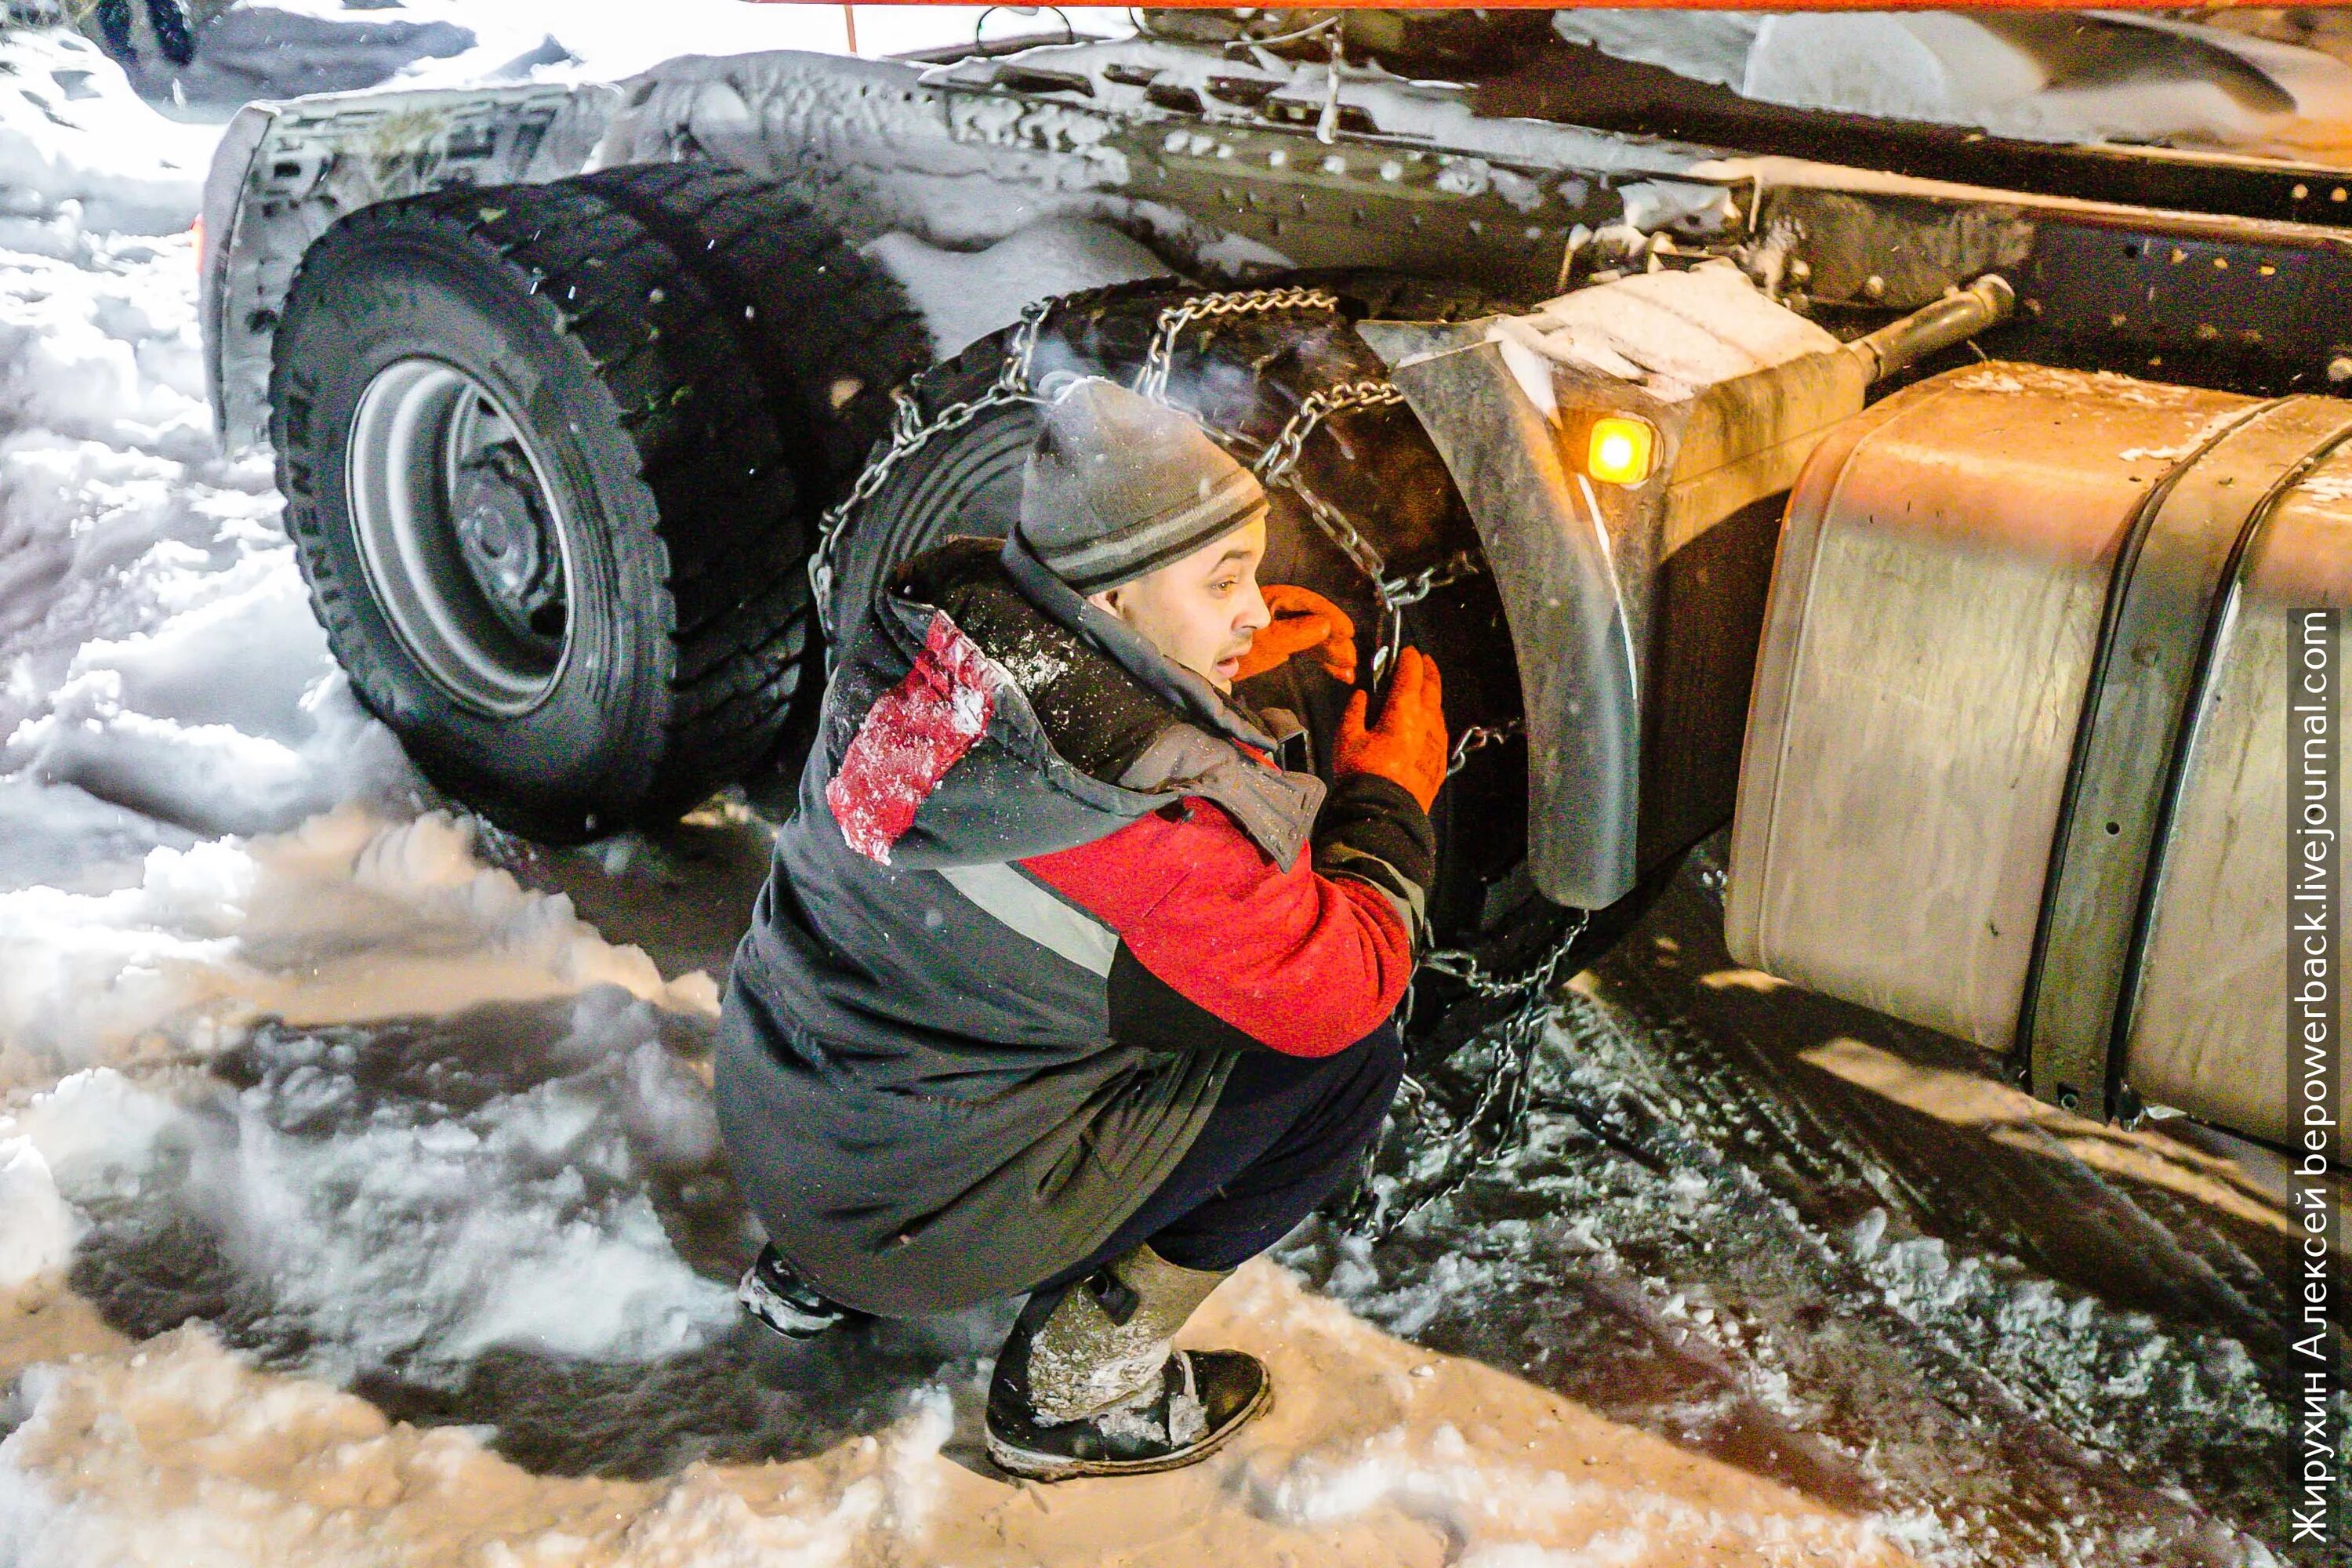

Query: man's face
<box><xmin>1087</xmin><ymin>516</ymin><xmax>1271</xmax><ymax>693</ymax></box>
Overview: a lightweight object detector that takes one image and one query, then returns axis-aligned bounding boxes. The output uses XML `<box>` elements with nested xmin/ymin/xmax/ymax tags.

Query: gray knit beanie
<box><xmin>1015</xmin><ymin>378</ymin><xmax>1267</xmax><ymax>593</ymax></box>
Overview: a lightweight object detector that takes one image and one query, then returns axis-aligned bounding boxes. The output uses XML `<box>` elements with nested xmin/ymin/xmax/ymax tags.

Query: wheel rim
<box><xmin>346</xmin><ymin>359</ymin><xmax>575</xmax><ymax>717</ymax></box>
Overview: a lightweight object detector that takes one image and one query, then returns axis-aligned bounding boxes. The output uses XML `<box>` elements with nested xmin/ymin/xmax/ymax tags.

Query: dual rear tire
<box><xmin>270</xmin><ymin>165</ymin><xmax>926</xmax><ymax>841</ymax></box>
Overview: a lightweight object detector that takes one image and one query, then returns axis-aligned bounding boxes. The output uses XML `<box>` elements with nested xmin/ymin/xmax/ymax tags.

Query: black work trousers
<box><xmin>1032</xmin><ymin>1019</ymin><xmax>1404</xmax><ymax>1295</ymax></box>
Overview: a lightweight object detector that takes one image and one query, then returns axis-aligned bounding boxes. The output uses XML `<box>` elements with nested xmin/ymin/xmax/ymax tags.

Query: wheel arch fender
<box><xmin>205</xmin><ymin>81</ymin><xmax>605</xmax><ymax>455</ymax></box>
<box><xmin>1363</xmin><ymin>323</ymin><xmax>1641</xmax><ymax>909</ymax></box>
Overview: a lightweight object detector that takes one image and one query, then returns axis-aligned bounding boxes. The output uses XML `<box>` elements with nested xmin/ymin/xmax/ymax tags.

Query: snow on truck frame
<box><xmin>194</xmin><ymin>10</ymin><xmax>2347</xmax><ymax>1159</ymax></box>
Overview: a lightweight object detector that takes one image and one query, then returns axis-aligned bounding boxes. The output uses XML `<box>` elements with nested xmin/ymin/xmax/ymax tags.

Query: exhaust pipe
<box><xmin>1846</xmin><ymin>274</ymin><xmax>2016</xmax><ymax>383</ymax></box>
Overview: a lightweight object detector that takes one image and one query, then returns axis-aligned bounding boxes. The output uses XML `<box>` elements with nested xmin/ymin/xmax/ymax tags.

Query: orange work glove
<box><xmin>1334</xmin><ymin>646</ymin><xmax>1447</xmax><ymax>812</ymax></box>
<box><xmin>1231</xmin><ymin>584</ymin><xmax>1358</xmax><ymax>684</ymax></box>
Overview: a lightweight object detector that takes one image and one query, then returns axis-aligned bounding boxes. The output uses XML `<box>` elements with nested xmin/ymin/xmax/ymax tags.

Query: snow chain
<box><xmin>1131</xmin><ymin>287</ymin><xmax>1342</xmax><ymax>404</ymax></box>
<box><xmin>1334</xmin><ymin>907</ymin><xmax>1595</xmax><ymax>1242</ymax></box>
<box><xmin>1446</xmin><ymin>717</ymin><xmax>1524</xmax><ymax>777</ymax></box>
<box><xmin>1253</xmin><ymin>379</ymin><xmax>1406</xmax><ymax>478</ymax></box>
<box><xmin>1243</xmin><ymin>377</ymin><xmax>1479</xmax><ymax>677</ymax></box>
<box><xmin>807</xmin><ymin>298</ymin><xmax>1057</xmax><ymax>641</ymax></box>
<box><xmin>812</xmin><ymin>287</ymin><xmax>1490</xmax><ymax>677</ymax></box>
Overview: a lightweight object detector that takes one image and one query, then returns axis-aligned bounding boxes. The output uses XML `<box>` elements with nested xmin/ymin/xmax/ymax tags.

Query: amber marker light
<box><xmin>1586</xmin><ymin>416</ymin><xmax>1657</xmax><ymax>485</ymax></box>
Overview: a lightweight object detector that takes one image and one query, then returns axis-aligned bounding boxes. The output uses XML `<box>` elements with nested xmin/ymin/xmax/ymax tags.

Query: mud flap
<box><xmin>1362</xmin><ymin>325</ymin><xmax>1640</xmax><ymax>909</ymax></box>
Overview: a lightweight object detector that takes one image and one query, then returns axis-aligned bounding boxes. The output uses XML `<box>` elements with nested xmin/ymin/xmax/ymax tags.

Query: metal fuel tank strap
<box><xmin>2020</xmin><ymin>395</ymin><xmax>2352</xmax><ymax>1120</ymax></box>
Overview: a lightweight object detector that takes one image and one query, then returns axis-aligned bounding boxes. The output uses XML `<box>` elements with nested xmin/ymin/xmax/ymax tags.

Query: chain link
<box><xmin>1254</xmin><ymin>379</ymin><xmax>1406</xmax><ymax>481</ymax></box>
<box><xmin>1250</xmin><ymin>387</ymin><xmax>1480</xmax><ymax>675</ymax></box>
<box><xmin>807</xmin><ymin>299</ymin><xmax>1058</xmax><ymax>638</ymax></box>
<box><xmin>1385</xmin><ymin>548</ymin><xmax>1483</xmax><ymax>610</ymax></box>
<box><xmin>996</xmin><ymin>299</ymin><xmax>1051</xmax><ymax>395</ymax></box>
<box><xmin>1417</xmin><ymin>909</ymin><xmax>1588</xmax><ymax>1001</ymax></box>
<box><xmin>1446</xmin><ymin>717</ymin><xmax>1524</xmax><ymax>776</ymax></box>
<box><xmin>1131</xmin><ymin>287</ymin><xmax>1342</xmax><ymax>404</ymax></box>
<box><xmin>1248</xmin><ymin>379</ymin><xmax>1432</xmax><ymax>675</ymax></box>
<box><xmin>1334</xmin><ymin>908</ymin><xmax>1595</xmax><ymax>1240</ymax></box>
<box><xmin>1275</xmin><ymin>470</ymin><xmax>1387</xmax><ymax>588</ymax></box>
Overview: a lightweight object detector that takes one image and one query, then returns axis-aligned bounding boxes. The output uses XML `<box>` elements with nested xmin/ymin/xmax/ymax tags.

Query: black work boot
<box><xmin>985</xmin><ymin>1245</ymin><xmax>1270</xmax><ymax>1480</ymax></box>
<box><xmin>736</xmin><ymin>1243</ymin><xmax>848</xmax><ymax>1341</ymax></box>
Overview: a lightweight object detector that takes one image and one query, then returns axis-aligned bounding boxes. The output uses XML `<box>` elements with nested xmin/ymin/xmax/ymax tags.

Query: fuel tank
<box><xmin>1727</xmin><ymin>361</ymin><xmax>2350</xmax><ymax>1142</ymax></box>
<box><xmin>2125</xmin><ymin>438</ymin><xmax>2352</xmax><ymax>1145</ymax></box>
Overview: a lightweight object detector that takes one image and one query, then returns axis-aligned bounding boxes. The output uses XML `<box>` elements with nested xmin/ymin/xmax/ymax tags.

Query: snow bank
<box><xmin>0</xmin><ymin>807</ymin><xmax>716</xmax><ymax>1086</ymax></box>
<box><xmin>138</xmin><ymin>3</ymin><xmax>477</xmax><ymax>107</ymax></box>
<box><xmin>0</xmin><ymin>32</ymin><xmax>717</xmax><ymax>1099</ymax></box>
<box><xmin>0</xmin><ymin>29</ymin><xmax>207</xmax><ymax>242</ymax></box>
<box><xmin>1549</xmin><ymin>9</ymin><xmax>1762</xmax><ymax>93</ymax></box>
<box><xmin>169</xmin><ymin>0</ymin><xmax>1106</xmax><ymax>102</ymax></box>
<box><xmin>150</xmin><ymin>0</ymin><xmax>821</xmax><ymax>103</ymax></box>
<box><xmin>0</xmin><ymin>1069</ymin><xmax>170</xmax><ymax>1286</ymax></box>
<box><xmin>0</xmin><ymin>779</ymin><xmax>191</xmax><ymax>892</ymax></box>
<box><xmin>0</xmin><ymin>1326</ymin><xmax>955</xmax><ymax>1568</ymax></box>
<box><xmin>0</xmin><ymin>1014</ymin><xmax>741</xmax><ymax>1414</ymax></box>
<box><xmin>0</xmin><ymin>34</ymin><xmax>413</xmax><ymax>840</ymax></box>
<box><xmin>0</xmin><ymin>1142</ymin><xmax>77</xmax><ymax>1287</ymax></box>
<box><xmin>1744</xmin><ymin>12</ymin><xmax>2352</xmax><ymax>150</ymax></box>
<box><xmin>5</xmin><ymin>1066</ymin><xmax>177</xmax><ymax>1201</ymax></box>
<box><xmin>2</xmin><ymin>525</ymin><xmax>406</xmax><ymax>835</ymax></box>
<box><xmin>171</xmin><ymin>989</ymin><xmax>737</xmax><ymax>1381</ymax></box>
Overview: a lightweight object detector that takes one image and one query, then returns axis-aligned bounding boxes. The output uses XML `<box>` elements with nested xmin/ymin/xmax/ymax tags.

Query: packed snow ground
<box><xmin>0</xmin><ymin>9</ymin><xmax>2328</xmax><ymax>1568</ymax></box>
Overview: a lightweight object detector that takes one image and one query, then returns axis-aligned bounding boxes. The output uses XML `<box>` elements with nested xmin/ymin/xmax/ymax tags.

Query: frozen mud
<box><xmin>1277</xmin><ymin>858</ymin><xmax>2318</xmax><ymax>1567</ymax></box>
<box><xmin>0</xmin><ymin>11</ymin><xmax>2334</xmax><ymax>1568</ymax></box>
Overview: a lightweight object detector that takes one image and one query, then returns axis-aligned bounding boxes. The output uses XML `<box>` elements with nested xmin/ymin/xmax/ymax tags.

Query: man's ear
<box><xmin>1087</xmin><ymin>586</ymin><xmax>1123</xmax><ymax>617</ymax></box>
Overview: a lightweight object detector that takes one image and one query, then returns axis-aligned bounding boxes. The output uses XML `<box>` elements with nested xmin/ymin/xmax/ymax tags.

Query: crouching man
<box><xmin>715</xmin><ymin>379</ymin><xmax>1446</xmax><ymax>1480</ymax></box>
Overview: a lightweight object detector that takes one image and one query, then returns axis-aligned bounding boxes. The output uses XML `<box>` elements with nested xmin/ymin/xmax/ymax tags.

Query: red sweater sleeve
<box><xmin>1022</xmin><ymin>799</ymin><xmax>1412</xmax><ymax>1057</ymax></box>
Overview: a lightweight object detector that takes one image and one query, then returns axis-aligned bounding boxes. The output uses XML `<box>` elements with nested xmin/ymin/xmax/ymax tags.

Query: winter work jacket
<box><xmin>714</xmin><ymin>535</ymin><xmax>1436</xmax><ymax>1316</ymax></box>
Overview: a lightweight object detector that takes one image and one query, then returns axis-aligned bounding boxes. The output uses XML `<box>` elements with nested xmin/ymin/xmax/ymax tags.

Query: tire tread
<box><xmin>271</xmin><ymin>166</ymin><xmax>927</xmax><ymax>838</ymax></box>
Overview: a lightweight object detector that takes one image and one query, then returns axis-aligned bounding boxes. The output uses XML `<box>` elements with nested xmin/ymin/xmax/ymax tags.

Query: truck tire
<box><xmin>572</xmin><ymin>163</ymin><xmax>931</xmax><ymax>499</ymax></box>
<box><xmin>817</xmin><ymin>332</ymin><xmax>1038</xmax><ymax>662</ymax></box>
<box><xmin>270</xmin><ymin>169</ymin><xmax>922</xmax><ymax>842</ymax></box>
<box><xmin>818</xmin><ymin>277</ymin><xmax>1533</xmax><ymax>940</ymax></box>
